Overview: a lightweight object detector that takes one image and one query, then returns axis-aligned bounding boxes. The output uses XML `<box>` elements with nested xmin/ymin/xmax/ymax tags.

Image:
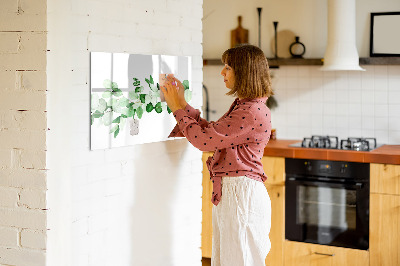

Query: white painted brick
<box><xmin>0</xmin><ymin>13</ymin><xmax>46</xmax><ymax>32</ymax></box>
<box><xmin>0</xmin><ymin>32</ymin><xmax>47</xmax><ymax>71</ymax></box>
<box><xmin>0</xmin><ymin>208</ymin><xmax>46</xmax><ymax>230</ymax></box>
<box><xmin>0</xmin><ymin>150</ymin><xmax>11</xmax><ymax>169</ymax></box>
<box><xmin>20</xmin><ymin>229</ymin><xmax>46</xmax><ymax>249</ymax></box>
<box><xmin>0</xmin><ymin>110</ymin><xmax>47</xmax><ymax>131</ymax></box>
<box><xmin>87</xmin><ymin>33</ymin><xmax>123</xmax><ymax>52</ymax></box>
<box><xmin>0</xmin><ymin>0</ymin><xmax>18</xmax><ymax>13</ymax></box>
<box><xmin>0</xmin><ymin>169</ymin><xmax>47</xmax><ymax>189</ymax></box>
<box><xmin>20</xmin><ymin>149</ymin><xmax>46</xmax><ymax>170</ymax></box>
<box><xmin>88</xmin><ymin>211</ymin><xmax>109</xmax><ymax>233</ymax></box>
<box><xmin>0</xmin><ymin>90</ymin><xmax>46</xmax><ymax>111</ymax></box>
<box><xmin>0</xmin><ymin>227</ymin><xmax>19</xmax><ymax>247</ymax></box>
<box><xmin>19</xmin><ymin>189</ymin><xmax>46</xmax><ymax>209</ymax></box>
<box><xmin>0</xmin><ymin>187</ymin><xmax>19</xmax><ymax>208</ymax></box>
<box><xmin>16</xmin><ymin>70</ymin><xmax>47</xmax><ymax>91</ymax></box>
<box><xmin>181</xmin><ymin>42</ymin><xmax>203</xmax><ymax>56</ymax></box>
<box><xmin>0</xmin><ymin>71</ymin><xmax>16</xmax><ymax>90</ymax></box>
<box><xmin>181</xmin><ymin>15</ymin><xmax>202</xmax><ymax>30</ymax></box>
<box><xmin>0</xmin><ymin>247</ymin><xmax>45</xmax><ymax>266</ymax></box>
<box><xmin>19</xmin><ymin>0</ymin><xmax>47</xmax><ymax>15</ymax></box>
<box><xmin>189</xmin><ymin>3</ymin><xmax>203</xmax><ymax>19</ymax></box>
<box><xmin>0</xmin><ymin>129</ymin><xmax>46</xmax><ymax>150</ymax></box>
<box><xmin>0</xmin><ymin>33</ymin><xmax>20</xmax><ymax>54</ymax></box>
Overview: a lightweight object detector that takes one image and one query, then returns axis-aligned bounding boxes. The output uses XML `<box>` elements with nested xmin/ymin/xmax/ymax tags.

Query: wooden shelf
<box><xmin>203</xmin><ymin>58</ymin><xmax>323</xmax><ymax>67</ymax></box>
<box><xmin>359</xmin><ymin>57</ymin><xmax>400</xmax><ymax>65</ymax></box>
<box><xmin>203</xmin><ymin>57</ymin><xmax>400</xmax><ymax>67</ymax></box>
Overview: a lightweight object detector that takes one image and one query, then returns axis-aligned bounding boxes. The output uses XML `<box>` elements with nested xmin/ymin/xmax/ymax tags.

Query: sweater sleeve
<box><xmin>168</xmin><ymin>104</ymin><xmax>210</xmax><ymax>138</ymax></box>
<box><xmin>172</xmin><ymin>106</ymin><xmax>256</xmax><ymax>152</ymax></box>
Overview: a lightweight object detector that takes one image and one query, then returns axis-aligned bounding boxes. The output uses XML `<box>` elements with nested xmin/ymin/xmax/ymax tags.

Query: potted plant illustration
<box><xmin>91</xmin><ymin>75</ymin><xmax>191</xmax><ymax>138</ymax></box>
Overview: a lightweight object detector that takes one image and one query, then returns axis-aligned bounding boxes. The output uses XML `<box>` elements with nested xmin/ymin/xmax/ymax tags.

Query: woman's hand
<box><xmin>160</xmin><ymin>75</ymin><xmax>186</xmax><ymax>113</ymax></box>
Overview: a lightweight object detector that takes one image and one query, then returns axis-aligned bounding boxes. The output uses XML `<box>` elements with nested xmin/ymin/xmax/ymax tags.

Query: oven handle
<box><xmin>286</xmin><ymin>177</ymin><xmax>364</xmax><ymax>189</ymax></box>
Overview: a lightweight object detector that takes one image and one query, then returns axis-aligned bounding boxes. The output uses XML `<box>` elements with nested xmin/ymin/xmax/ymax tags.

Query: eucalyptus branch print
<box><xmin>91</xmin><ymin>75</ymin><xmax>192</xmax><ymax>138</ymax></box>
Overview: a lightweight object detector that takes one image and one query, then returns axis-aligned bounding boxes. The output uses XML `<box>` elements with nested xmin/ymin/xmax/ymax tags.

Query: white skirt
<box><xmin>212</xmin><ymin>176</ymin><xmax>271</xmax><ymax>266</ymax></box>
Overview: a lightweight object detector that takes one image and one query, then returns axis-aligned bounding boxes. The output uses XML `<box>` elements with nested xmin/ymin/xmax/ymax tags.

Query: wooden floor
<box><xmin>202</xmin><ymin>257</ymin><xmax>211</xmax><ymax>266</ymax></box>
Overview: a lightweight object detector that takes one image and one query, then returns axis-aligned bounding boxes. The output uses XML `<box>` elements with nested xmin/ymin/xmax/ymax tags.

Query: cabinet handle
<box><xmin>314</xmin><ymin>252</ymin><xmax>335</xmax><ymax>257</ymax></box>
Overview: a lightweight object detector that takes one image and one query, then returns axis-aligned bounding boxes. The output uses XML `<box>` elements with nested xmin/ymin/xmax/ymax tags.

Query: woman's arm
<box><xmin>161</xmin><ymin>76</ymin><xmax>211</xmax><ymax>137</ymax></box>
<box><xmin>172</xmin><ymin>106</ymin><xmax>257</xmax><ymax>152</ymax></box>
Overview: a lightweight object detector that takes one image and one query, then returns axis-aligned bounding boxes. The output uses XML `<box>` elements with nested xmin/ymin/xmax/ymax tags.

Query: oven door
<box><xmin>285</xmin><ymin>177</ymin><xmax>369</xmax><ymax>250</ymax></box>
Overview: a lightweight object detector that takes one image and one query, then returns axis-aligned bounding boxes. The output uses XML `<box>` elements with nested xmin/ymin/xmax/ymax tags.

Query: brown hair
<box><xmin>221</xmin><ymin>44</ymin><xmax>273</xmax><ymax>99</ymax></box>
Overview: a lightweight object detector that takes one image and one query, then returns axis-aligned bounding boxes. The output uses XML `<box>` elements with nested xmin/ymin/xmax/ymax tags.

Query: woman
<box><xmin>161</xmin><ymin>44</ymin><xmax>273</xmax><ymax>266</ymax></box>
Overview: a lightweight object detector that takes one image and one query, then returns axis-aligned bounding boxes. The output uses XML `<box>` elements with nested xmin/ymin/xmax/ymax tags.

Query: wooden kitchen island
<box><xmin>202</xmin><ymin>140</ymin><xmax>400</xmax><ymax>266</ymax></box>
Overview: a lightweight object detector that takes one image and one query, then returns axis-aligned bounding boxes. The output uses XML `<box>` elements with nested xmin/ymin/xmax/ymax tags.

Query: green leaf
<box><xmin>114</xmin><ymin>126</ymin><xmax>120</xmax><ymax>138</ymax></box>
<box><xmin>112</xmin><ymin>116</ymin><xmax>121</xmax><ymax>123</ymax></box>
<box><xmin>98</xmin><ymin>98</ymin><xmax>107</xmax><ymax>112</ymax></box>
<box><xmin>121</xmin><ymin>114</ymin><xmax>128</xmax><ymax>118</ymax></box>
<box><xmin>167</xmin><ymin>106</ymin><xmax>172</xmax><ymax>114</ymax></box>
<box><xmin>145</xmin><ymin>78</ymin><xmax>150</xmax><ymax>86</ymax></box>
<box><xmin>111</xmin><ymin>98</ymin><xmax>119</xmax><ymax>110</ymax></box>
<box><xmin>182</xmin><ymin>80</ymin><xmax>189</xmax><ymax>90</ymax></box>
<box><xmin>133</xmin><ymin>78</ymin><xmax>140</xmax><ymax>86</ymax></box>
<box><xmin>102</xmin><ymin>91</ymin><xmax>112</xmax><ymax>98</ymax></box>
<box><xmin>155</xmin><ymin>102</ymin><xmax>163</xmax><ymax>113</ymax></box>
<box><xmin>135</xmin><ymin>86</ymin><xmax>144</xmax><ymax>93</ymax></box>
<box><xmin>103</xmin><ymin>79</ymin><xmax>112</xmax><ymax>89</ymax></box>
<box><xmin>129</xmin><ymin>91</ymin><xmax>138</xmax><ymax>100</ymax></box>
<box><xmin>93</xmin><ymin>110</ymin><xmax>104</xmax><ymax>118</ymax></box>
<box><xmin>137</xmin><ymin>106</ymin><xmax>144</xmax><ymax>119</ymax></box>
<box><xmin>150</xmin><ymin>75</ymin><xmax>154</xmax><ymax>84</ymax></box>
<box><xmin>127</xmin><ymin>107</ymin><xmax>135</xmax><ymax>118</ymax></box>
<box><xmin>139</xmin><ymin>94</ymin><xmax>146</xmax><ymax>103</ymax></box>
<box><xmin>146</xmin><ymin>103</ymin><xmax>154</xmax><ymax>112</ymax></box>
<box><xmin>111</xmin><ymin>81</ymin><xmax>118</xmax><ymax>90</ymax></box>
<box><xmin>119</xmin><ymin>97</ymin><xmax>129</xmax><ymax>107</ymax></box>
<box><xmin>112</xmin><ymin>88</ymin><xmax>123</xmax><ymax>97</ymax></box>
<box><xmin>110</xmin><ymin>124</ymin><xmax>119</xmax><ymax>134</ymax></box>
<box><xmin>184</xmin><ymin>89</ymin><xmax>192</xmax><ymax>102</ymax></box>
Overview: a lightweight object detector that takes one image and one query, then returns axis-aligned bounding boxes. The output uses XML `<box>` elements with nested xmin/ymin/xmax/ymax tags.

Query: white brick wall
<box><xmin>0</xmin><ymin>0</ymin><xmax>48</xmax><ymax>265</ymax></box>
<box><xmin>47</xmin><ymin>1</ymin><xmax>203</xmax><ymax>266</ymax></box>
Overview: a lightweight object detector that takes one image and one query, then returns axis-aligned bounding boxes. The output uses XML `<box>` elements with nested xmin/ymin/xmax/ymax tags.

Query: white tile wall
<box><xmin>203</xmin><ymin>65</ymin><xmax>400</xmax><ymax>144</ymax></box>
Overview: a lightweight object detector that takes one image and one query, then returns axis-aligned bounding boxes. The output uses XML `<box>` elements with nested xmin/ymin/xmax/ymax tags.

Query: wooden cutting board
<box><xmin>231</xmin><ymin>16</ymin><xmax>249</xmax><ymax>48</ymax></box>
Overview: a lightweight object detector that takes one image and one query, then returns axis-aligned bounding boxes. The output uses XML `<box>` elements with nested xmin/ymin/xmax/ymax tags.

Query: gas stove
<box><xmin>289</xmin><ymin>135</ymin><xmax>381</xmax><ymax>151</ymax></box>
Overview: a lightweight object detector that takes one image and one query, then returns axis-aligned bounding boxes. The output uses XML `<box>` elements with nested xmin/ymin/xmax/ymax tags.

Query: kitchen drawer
<box><xmin>262</xmin><ymin>156</ymin><xmax>285</xmax><ymax>185</ymax></box>
<box><xmin>370</xmin><ymin>163</ymin><xmax>400</xmax><ymax>195</ymax></box>
<box><xmin>284</xmin><ymin>241</ymin><xmax>369</xmax><ymax>266</ymax></box>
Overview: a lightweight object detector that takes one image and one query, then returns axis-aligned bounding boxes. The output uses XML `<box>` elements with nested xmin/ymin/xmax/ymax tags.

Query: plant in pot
<box><xmin>91</xmin><ymin>75</ymin><xmax>192</xmax><ymax>138</ymax></box>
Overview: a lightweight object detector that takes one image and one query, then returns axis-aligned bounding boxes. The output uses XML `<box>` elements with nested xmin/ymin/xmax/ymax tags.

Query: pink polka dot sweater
<box><xmin>168</xmin><ymin>97</ymin><xmax>272</xmax><ymax>206</ymax></box>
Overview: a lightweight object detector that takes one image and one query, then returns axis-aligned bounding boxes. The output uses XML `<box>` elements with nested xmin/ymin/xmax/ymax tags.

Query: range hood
<box><xmin>320</xmin><ymin>0</ymin><xmax>365</xmax><ymax>71</ymax></box>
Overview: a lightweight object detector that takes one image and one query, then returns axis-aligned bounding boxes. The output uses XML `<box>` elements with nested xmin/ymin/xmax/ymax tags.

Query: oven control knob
<box><xmin>340</xmin><ymin>164</ymin><xmax>347</xmax><ymax>174</ymax></box>
<box><xmin>304</xmin><ymin>162</ymin><xmax>312</xmax><ymax>171</ymax></box>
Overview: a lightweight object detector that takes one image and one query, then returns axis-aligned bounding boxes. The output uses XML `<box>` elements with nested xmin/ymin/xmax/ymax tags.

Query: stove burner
<box><xmin>295</xmin><ymin>136</ymin><xmax>378</xmax><ymax>151</ymax></box>
<box><xmin>340</xmin><ymin>137</ymin><xmax>377</xmax><ymax>151</ymax></box>
<box><xmin>301</xmin><ymin>135</ymin><xmax>339</xmax><ymax>149</ymax></box>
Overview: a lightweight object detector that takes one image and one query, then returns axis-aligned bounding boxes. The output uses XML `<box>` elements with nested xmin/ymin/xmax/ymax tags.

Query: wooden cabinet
<box><xmin>201</xmin><ymin>152</ymin><xmax>213</xmax><ymax>258</ymax></box>
<box><xmin>370</xmin><ymin>163</ymin><xmax>400</xmax><ymax>266</ymax></box>
<box><xmin>262</xmin><ymin>156</ymin><xmax>285</xmax><ymax>266</ymax></box>
<box><xmin>264</xmin><ymin>184</ymin><xmax>284</xmax><ymax>266</ymax></box>
<box><xmin>370</xmin><ymin>163</ymin><xmax>400</xmax><ymax>195</ymax></box>
<box><xmin>284</xmin><ymin>241</ymin><xmax>369</xmax><ymax>266</ymax></box>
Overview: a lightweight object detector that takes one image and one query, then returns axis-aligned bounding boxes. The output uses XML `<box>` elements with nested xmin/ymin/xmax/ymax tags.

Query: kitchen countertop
<box><xmin>263</xmin><ymin>139</ymin><xmax>400</xmax><ymax>165</ymax></box>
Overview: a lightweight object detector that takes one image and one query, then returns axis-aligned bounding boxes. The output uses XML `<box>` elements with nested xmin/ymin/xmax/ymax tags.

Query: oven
<box><xmin>285</xmin><ymin>158</ymin><xmax>370</xmax><ymax>250</ymax></box>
